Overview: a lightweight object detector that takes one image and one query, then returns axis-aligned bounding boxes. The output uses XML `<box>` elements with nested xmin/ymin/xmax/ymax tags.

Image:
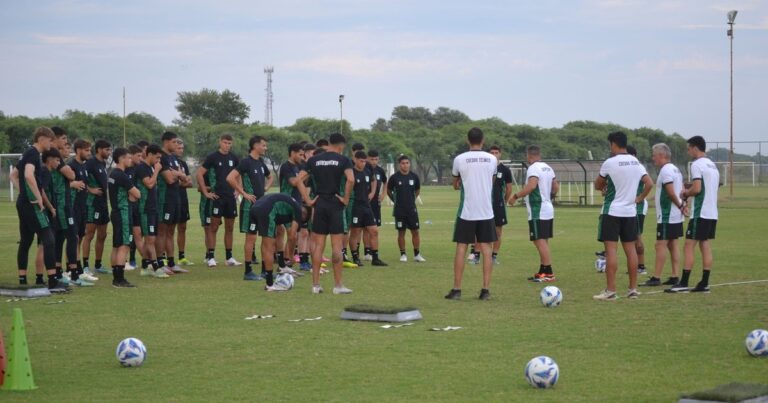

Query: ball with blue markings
<box><xmin>116</xmin><ymin>337</ymin><xmax>147</xmax><ymax>367</ymax></box>
<box><xmin>540</xmin><ymin>286</ymin><xmax>563</xmax><ymax>308</ymax></box>
<box><xmin>525</xmin><ymin>356</ymin><xmax>559</xmax><ymax>388</ymax></box>
<box><xmin>745</xmin><ymin>329</ymin><xmax>768</xmax><ymax>357</ymax></box>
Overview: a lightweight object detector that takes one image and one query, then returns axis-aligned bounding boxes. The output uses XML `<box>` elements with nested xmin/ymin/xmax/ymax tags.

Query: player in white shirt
<box><xmin>641</xmin><ymin>143</ymin><xmax>685</xmax><ymax>287</ymax></box>
<box><xmin>445</xmin><ymin>128</ymin><xmax>498</xmax><ymax>301</ymax></box>
<box><xmin>510</xmin><ymin>145</ymin><xmax>559</xmax><ymax>282</ymax></box>
<box><xmin>666</xmin><ymin>136</ymin><xmax>720</xmax><ymax>294</ymax></box>
<box><xmin>593</xmin><ymin>132</ymin><xmax>653</xmax><ymax>301</ymax></box>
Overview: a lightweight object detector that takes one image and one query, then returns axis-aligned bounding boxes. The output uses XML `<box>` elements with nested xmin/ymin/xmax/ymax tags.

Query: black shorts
<box><xmin>312</xmin><ymin>196</ymin><xmax>346</xmax><ymax>235</ymax></box>
<box><xmin>395</xmin><ymin>211</ymin><xmax>420</xmax><ymax>231</ymax></box>
<box><xmin>493</xmin><ymin>205</ymin><xmax>508</xmax><ymax>227</ymax></box>
<box><xmin>160</xmin><ymin>202</ymin><xmax>180</xmax><ymax>225</ymax></box>
<box><xmin>371</xmin><ymin>202</ymin><xmax>382</xmax><ymax>227</ymax></box>
<box><xmin>199</xmin><ymin>194</ymin><xmax>213</xmax><ymax>226</ymax></box>
<box><xmin>598</xmin><ymin>214</ymin><xmax>638</xmax><ymax>243</ymax></box>
<box><xmin>213</xmin><ymin>195</ymin><xmax>238</xmax><ymax>219</ymax></box>
<box><xmin>351</xmin><ymin>203</ymin><xmax>376</xmax><ymax>228</ymax></box>
<box><xmin>249</xmin><ymin>207</ymin><xmax>289</xmax><ymax>238</ymax></box>
<box><xmin>72</xmin><ymin>207</ymin><xmax>86</xmax><ymax>238</ymax></box>
<box><xmin>177</xmin><ymin>201</ymin><xmax>190</xmax><ymax>224</ymax></box>
<box><xmin>16</xmin><ymin>201</ymin><xmax>51</xmax><ymax>233</ymax></box>
<box><xmin>111</xmin><ymin>209</ymin><xmax>133</xmax><ymax>247</ymax></box>
<box><xmin>131</xmin><ymin>203</ymin><xmax>141</xmax><ymax>228</ymax></box>
<box><xmin>86</xmin><ymin>202</ymin><xmax>109</xmax><ymax>225</ymax></box>
<box><xmin>656</xmin><ymin>222</ymin><xmax>683</xmax><ymax>240</ymax></box>
<box><xmin>453</xmin><ymin>218</ymin><xmax>497</xmax><ymax>244</ymax></box>
<box><xmin>686</xmin><ymin>218</ymin><xmax>717</xmax><ymax>241</ymax></box>
<box><xmin>637</xmin><ymin>214</ymin><xmax>646</xmax><ymax>235</ymax></box>
<box><xmin>140</xmin><ymin>210</ymin><xmax>158</xmax><ymax>236</ymax></box>
<box><xmin>529</xmin><ymin>219</ymin><xmax>553</xmax><ymax>241</ymax></box>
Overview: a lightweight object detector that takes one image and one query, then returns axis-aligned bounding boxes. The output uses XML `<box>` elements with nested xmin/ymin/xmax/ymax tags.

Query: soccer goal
<box><xmin>690</xmin><ymin>161</ymin><xmax>757</xmax><ymax>186</ymax></box>
<box><xmin>0</xmin><ymin>153</ymin><xmax>22</xmax><ymax>202</ymax></box>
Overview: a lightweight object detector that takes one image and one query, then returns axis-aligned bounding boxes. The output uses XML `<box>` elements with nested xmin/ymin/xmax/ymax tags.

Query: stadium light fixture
<box><xmin>339</xmin><ymin>94</ymin><xmax>345</xmax><ymax>135</ymax></box>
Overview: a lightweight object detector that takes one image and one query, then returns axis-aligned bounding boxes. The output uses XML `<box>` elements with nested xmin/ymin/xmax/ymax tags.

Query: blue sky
<box><xmin>1</xmin><ymin>0</ymin><xmax>766</xmax><ymax>153</ymax></box>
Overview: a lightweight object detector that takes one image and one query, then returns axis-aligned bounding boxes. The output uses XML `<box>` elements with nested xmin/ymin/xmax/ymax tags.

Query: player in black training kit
<box><xmin>296</xmin><ymin>133</ymin><xmax>355</xmax><ymax>295</ymax></box>
<box><xmin>227</xmin><ymin>136</ymin><xmax>273</xmax><ymax>280</ymax></box>
<box><xmin>68</xmin><ymin>139</ymin><xmax>98</xmax><ymax>282</ymax></box>
<box><xmin>134</xmin><ymin>145</ymin><xmax>166</xmax><ymax>278</ymax></box>
<box><xmin>197</xmin><ymin>134</ymin><xmax>239</xmax><ymax>267</ymax></box>
<box><xmin>175</xmin><ymin>140</ymin><xmax>193</xmax><ymax>269</ymax></box>
<box><xmin>108</xmin><ymin>148</ymin><xmax>141</xmax><ymax>287</ymax></box>
<box><xmin>82</xmin><ymin>139</ymin><xmax>112</xmax><ymax>276</ymax></box>
<box><xmin>365</xmin><ymin>150</ymin><xmax>387</xmax><ymax>261</ymax></box>
<box><xmin>156</xmin><ymin>131</ymin><xmax>186</xmax><ymax>274</ymax></box>
<box><xmin>350</xmin><ymin>151</ymin><xmax>387</xmax><ymax>266</ymax></box>
<box><xmin>387</xmin><ymin>155</ymin><xmax>425</xmax><ymax>263</ymax></box>
<box><xmin>279</xmin><ymin>143</ymin><xmax>305</xmax><ymax>268</ymax></box>
<box><xmin>248</xmin><ymin>193</ymin><xmax>305</xmax><ymax>291</ymax></box>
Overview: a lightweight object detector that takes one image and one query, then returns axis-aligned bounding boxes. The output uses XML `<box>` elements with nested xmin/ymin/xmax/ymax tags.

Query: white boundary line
<box><xmin>642</xmin><ymin>279</ymin><xmax>768</xmax><ymax>295</ymax></box>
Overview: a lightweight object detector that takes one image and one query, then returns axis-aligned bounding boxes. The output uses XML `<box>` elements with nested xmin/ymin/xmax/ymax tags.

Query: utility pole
<box><xmin>122</xmin><ymin>86</ymin><xmax>126</xmax><ymax>147</ymax></box>
<box><xmin>727</xmin><ymin>10</ymin><xmax>737</xmax><ymax>197</ymax></box>
<box><xmin>339</xmin><ymin>94</ymin><xmax>345</xmax><ymax>135</ymax></box>
<box><xmin>264</xmin><ymin>67</ymin><xmax>274</xmax><ymax>126</ymax></box>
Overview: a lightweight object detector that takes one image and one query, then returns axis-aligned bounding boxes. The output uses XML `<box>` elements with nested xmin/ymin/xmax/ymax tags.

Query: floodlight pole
<box><xmin>727</xmin><ymin>11</ymin><xmax>737</xmax><ymax>197</ymax></box>
<box><xmin>339</xmin><ymin>94</ymin><xmax>345</xmax><ymax>135</ymax></box>
<box><xmin>123</xmin><ymin>86</ymin><xmax>127</xmax><ymax>147</ymax></box>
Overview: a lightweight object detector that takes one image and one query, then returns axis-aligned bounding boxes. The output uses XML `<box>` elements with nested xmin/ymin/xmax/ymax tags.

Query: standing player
<box><xmin>445</xmin><ymin>128</ymin><xmax>498</xmax><ymax>301</ymax></box>
<box><xmin>387</xmin><ymin>155</ymin><xmax>425</xmax><ymax>263</ymax></box>
<box><xmin>666</xmin><ymin>136</ymin><xmax>720</xmax><ymax>293</ymax></box>
<box><xmin>156</xmin><ymin>131</ymin><xmax>185</xmax><ymax>274</ymax></box>
<box><xmin>627</xmin><ymin>145</ymin><xmax>648</xmax><ymax>275</ymax></box>
<box><xmin>279</xmin><ymin>143</ymin><xmax>304</xmax><ymax>263</ymax></box>
<box><xmin>593</xmin><ymin>131</ymin><xmax>653</xmax><ymax>301</ymax></box>
<box><xmin>108</xmin><ymin>148</ymin><xmax>141</xmax><ymax>287</ymax></box>
<box><xmin>295</xmin><ymin>143</ymin><xmax>317</xmax><ymax>271</ymax></box>
<box><xmin>296</xmin><ymin>132</ymin><xmax>355</xmax><ymax>294</ymax></box>
<box><xmin>511</xmin><ymin>145</ymin><xmax>559</xmax><ymax>282</ymax></box>
<box><xmin>365</xmin><ymin>149</ymin><xmax>387</xmax><ymax>261</ymax></box>
<box><xmin>175</xmin><ymin>140</ymin><xmax>193</xmax><ymax>269</ymax></box>
<box><xmin>227</xmin><ymin>136</ymin><xmax>272</xmax><ymax>281</ymax></box>
<box><xmin>82</xmin><ymin>139</ymin><xmax>112</xmax><ymax>275</ymax></box>
<box><xmin>488</xmin><ymin>145</ymin><xmax>513</xmax><ymax>265</ymax></box>
<box><xmin>350</xmin><ymin>151</ymin><xmax>386</xmax><ymax>266</ymax></box>
<box><xmin>68</xmin><ymin>139</ymin><xmax>99</xmax><ymax>282</ymax></box>
<box><xmin>642</xmin><ymin>143</ymin><xmax>684</xmax><ymax>287</ymax></box>
<box><xmin>196</xmin><ymin>134</ymin><xmax>240</xmax><ymax>267</ymax></box>
<box><xmin>135</xmin><ymin>145</ymin><xmax>168</xmax><ymax>278</ymax></box>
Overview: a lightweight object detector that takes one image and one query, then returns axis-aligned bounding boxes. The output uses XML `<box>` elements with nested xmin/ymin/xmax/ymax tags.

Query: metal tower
<box><xmin>264</xmin><ymin>66</ymin><xmax>274</xmax><ymax>126</ymax></box>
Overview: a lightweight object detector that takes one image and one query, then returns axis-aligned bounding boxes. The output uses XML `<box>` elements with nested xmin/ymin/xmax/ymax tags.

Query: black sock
<box><xmin>701</xmin><ymin>270</ymin><xmax>710</xmax><ymax>286</ymax></box>
<box><xmin>141</xmin><ymin>259</ymin><xmax>149</xmax><ymax>269</ymax></box>
<box><xmin>70</xmin><ymin>268</ymin><xmax>80</xmax><ymax>281</ymax></box>
<box><xmin>245</xmin><ymin>261</ymin><xmax>252</xmax><ymax>275</ymax></box>
<box><xmin>179</xmin><ymin>250</ymin><xmax>185</xmax><ymax>260</ymax></box>
<box><xmin>492</xmin><ymin>252</ymin><xmax>498</xmax><ymax>259</ymax></box>
<box><xmin>83</xmin><ymin>257</ymin><xmax>89</xmax><ymax>269</ymax></box>
<box><xmin>300</xmin><ymin>253</ymin><xmax>309</xmax><ymax>264</ymax></box>
<box><xmin>364</xmin><ymin>247</ymin><xmax>371</xmax><ymax>256</ymax></box>
<box><xmin>414</xmin><ymin>248</ymin><xmax>420</xmax><ymax>256</ymax></box>
<box><xmin>265</xmin><ymin>270</ymin><xmax>274</xmax><ymax>286</ymax></box>
<box><xmin>95</xmin><ymin>259</ymin><xmax>102</xmax><ymax>269</ymax></box>
<box><xmin>400</xmin><ymin>249</ymin><xmax>406</xmax><ymax>256</ymax></box>
<box><xmin>47</xmin><ymin>275</ymin><xmax>58</xmax><ymax>288</ymax></box>
<box><xmin>226</xmin><ymin>249</ymin><xmax>233</xmax><ymax>260</ymax></box>
<box><xmin>168</xmin><ymin>257</ymin><xmax>176</xmax><ymax>268</ymax></box>
<box><xmin>539</xmin><ymin>264</ymin><xmax>547</xmax><ymax>274</ymax></box>
<box><xmin>129</xmin><ymin>246</ymin><xmax>136</xmax><ymax>263</ymax></box>
<box><xmin>352</xmin><ymin>250</ymin><xmax>360</xmax><ymax>261</ymax></box>
<box><xmin>157</xmin><ymin>258</ymin><xmax>165</xmax><ymax>268</ymax></box>
<box><xmin>36</xmin><ymin>274</ymin><xmax>45</xmax><ymax>285</ymax></box>
<box><xmin>372</xmin><ymin>250</ymin><xmax>379</xmax><ymax>260</ymax></box>
<box><xmin>151</xmin><ymin>261</ymin><xmax>159</xmax><ymax>271</ymax></box>
<box><xmin>545</xmin><ymin>265</ymin><xmax>553</xmax><ymax>274</ymax></box>
<box><xmin>55</xmin><ymin>267</ymin><xmax>63</xmax><ymax>279</ymax></box>
<box><xmin>207</xmin><ymin>249</ymin><xmax>214</xmax><ymax>260</ymax></box>
<box><xmin>276</xmin><ymin>251</ymin><xmax>285</xmax><ymax>266</ymax></box>
<box><xmin>470</xmin><ymin>245</ymin><xmax>476</xmax><ymax>255</ymax></box>
<box><xmin>18</xmin><ymin>274</ymin><xmax>27</xmax><ymax>285</ymax></box>
<box><xmin>680</xmin><ymin>270</ymin><xmax>692</xmax><ymax>286</ymax></box>
<box><xmin>638</xmin><ymin>264</ymin><xmax>646</xmax><ymax>270</ymax></box>
<box><xmin>76</xmin><ymin>261</ymin><xmax>83</xmax><ymax>275</ymax></box>
<box><xmin>114</xmin><ymin>265</ymin><xmax>125</xmax><ymax>281</ymax></box>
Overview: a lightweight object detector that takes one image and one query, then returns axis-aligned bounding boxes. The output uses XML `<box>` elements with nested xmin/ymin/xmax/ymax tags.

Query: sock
<box><xmin>168</xmin><ymin>257</ymin><xmax>176</xmax><ymax>268</ymax></box>
<box><xmin>76</xmin><ymin>261</ymin><xmax>83</xmax><ymax>275</ymax></box>
<box><xmin>342</xmin><ymin>248</ymin><xmax>348</xmax><ymax>260</ymax></box>
<box><xmin>414</xmin><ymin>248</ymin><xmax>420</xmax><ymax>256</ymax></box>
<box><xmin>545</xmin><ymin>265</ymin><xmax>553</xmax><ymax>275</ymax></box>
<box><xmin>129</xmin><ymin>245</ymin><xmax>136</xmax><ymax>263</ymax></box>
<box><xmin>18</xmin><ymin>274</ymin><xmax>27</xmax><ymax>285</ymax></box>
<box><xmin>300</xmin><ymin>253</ymin><xmax>309</xmax><ymax>264</ymax></box>
<box><xmin>276</xmin><ymin>251</ymin><xmax>285</xmax><ymax>267</ymax></box>
<box><xmin>179</xmin><ymin>250</ymin><xmax>185</xmax><ymax>260</ymax></box>
<box><xmin>650</xmin><ymin>276</ymin><xmax>660</xmax><ymax>281</ymax></box>
<box><xmin>364</xmin><ymin>247</ymin><xmax>371</xmax><ymax>256</ymax></box>
<box><xmin>372</xmin><ymin>250</ymin><xmax>379</xmax><ymax>260</ymax></box>
<box><xmin>492</xmin><ymin>252</ymin><xmax>498</xmax><ymax>259</ymax></box>
<box><xmin>112</xmin><ymin>265</ymin><xmax>118</xmax><ymax>279</ymax></box>
<box><xmin>114</xmin><ymin>265</ymin><xmax>125</xmax><ymax>281</ymax></box>
<box><xmin>638</xmin><ymin>264</ymin><xmax>646</xmax><ymax>270</ymax></box>
<box><xmin>226</xmin><ymin>249</ymin><xmax>233</xmax><ymax>260</ymax></box>
<box><xmin>157</xmin><ymin>258</ymin><xmax>165</xmax><ymax>268</ymax></box>
<box><xmin>70</xmin><ymin>268</ymin><xmax>80</xmax><ymax>281</ymax></box>
<box><xmin>207</xmin><ymin>249</ymin><xmax>214</xmax><ymax>260</ymax></box>
<box><xmin>701</xmin><ymin>270</ymin><xmax>710</xmax><ymax>286</ymax></box>
<box><xmin>470</xmin><ymin>245</ymin><xmax>476</xmax><ymax>255</ymax></box>
<box><xmin>245</xmin><ymin>261</ymin><xmax>252</xmax><ymax>275</ymax></box>
<box><xmin>83</xmin><ymin>257</ymin><xmax>89</xmax><ymax>269</ymax></box>
<box><xmin>36</xmin><ymin>274</ymin><xmax>45</xmax><ymax>285</ymax></box>
<box><xmin>481</xmin><ymin>288</ymin><xmax>489</xmax><ymax>293</ymax></box>
<box><xmin>265</xmin><ymin>270</ymin><xmax>274</xmax><ymax>286</ymax></box>
<box><xmin>95</xmin><ymin>259</ymin><xmax>102</xmax><ymax>269</ymax></box>
<box><xmin>400</xmin><ymin>249</ymin><xmax>406</xmax><ymax>256</ymax></box>
<box><xmin>151</xmin><ymin>261</ymin><xmax>159</xmax><ymax>271</ymax></box>
<box><xmin>141</xmin><ymin>259</ymin><xmax>149</xmax><ymax>269</ymax></box>
<box><xmin>352</xmin><ymin>250</ymin><xmax>360</xmax><ymax>261</ymax></box>
<box><xmin>55</xmin><ymin>267</ymin><xmax>63</xmax><ymax>279</ymax></box>
<box><xmin>47</xmin><ymin>275</ymin><xmax>58</xmax><ymax>288</ymax></box>
<box><xmin>680</xmin><ymin>269</ymin><xmax>692</xmax><ymax>286</ymax></box>
<box><xmin>539</xmin><ymin>264</ymin><xmax>547</xmax><ymax>274</ymax></box>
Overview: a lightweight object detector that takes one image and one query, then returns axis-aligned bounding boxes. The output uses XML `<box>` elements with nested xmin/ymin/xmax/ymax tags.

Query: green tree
<box><xmin>175</xmin><ymin>88</ymin><xmax>251</xmax><ymax>125</ymax></box>
<box><xmin>286</xmin><ymin>118</ymin><xmax>350</xmax><ymax>141</ymax></box>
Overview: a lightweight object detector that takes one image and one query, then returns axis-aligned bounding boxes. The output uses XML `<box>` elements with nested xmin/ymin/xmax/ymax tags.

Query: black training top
<box><xmin>492</xmin><ymin>163</ymin><xmax>513</xmax><ymax>207</ymax></box>
<box><xmin>158</xmin><ymin>152</ymin><xmax>180</xmax><ymax>205</ymax></box>
<box><xmin>178</xmin><ymin>158</ymin><xmax>190</xmax><ymax>205</ymax></box>
<box><xmin>16</xmin><ymin>147</ymin><xmax>43</xmax><ymax>204</ymax></box>
<box><xmin>279</xmin><ymin>160</ymin><xmax>302</xmax><ymax>201</ymax></box>
<box><xmin>387</xmin><ymin>171</ymin><xmax>420</xmax><ymax>215</ymax></box>
<box><xmin>108</xmin><ymin>168</ymin><xmax>134</xmax><ymax>212</ymax></box>
<box><xmin>303</xmin><ymin>151</ymin><xmax>352</xmax><ymax>197</ymax></box>
<box><xmin>202</xmin><ymin>151</ymin><xmax>239</xmax><ymax>196</ymax></box>
<box><xmin>236</xmin><ymin>156</ymin><xmax>270</xmax><ymax>199</ymax></box>
<box><xmin>134</xmin><ymin>161</ymin><xmax>157</xmax><ymax>213</ymax></box>
<box><xmin>85</xmin><ymin>157</ymin><xmax>109</xmax><ymax>207</ymax></box>
<box><xmin>353</xmin><ymin>167</ymin><xmax>373</xmax><ymax>205</ymax></box>
<box><xmin>68</xmin><ymin>158</ymin><xmax>89</xmax><ymax>208</ymax></box>
<box><xmin>250</xmin><ymin>193</ymin><xmax>303</xmax><ymax>226</ymax></box>
<box><xmin>371</xmin><ymin>165</ymin><xmax>387</xmax><ymax>203</ymax></box>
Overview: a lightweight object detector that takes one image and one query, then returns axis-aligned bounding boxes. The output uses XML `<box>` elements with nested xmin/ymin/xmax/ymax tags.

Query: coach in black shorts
<box><xmin>296</xmin><ymin>133</ymin><xmax>355</xmax><ymax>295</ymax></box>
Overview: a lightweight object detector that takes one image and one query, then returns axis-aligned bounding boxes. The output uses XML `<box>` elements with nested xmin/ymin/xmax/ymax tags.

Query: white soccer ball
<box><xmin>525</xmin><ymin>356</ymin><xmax>559</xmax><ymax>389</ymax></box>
<box><xmin>116</xmin><ymin>337</ymin><xmax>147</xmax><ymax>367</ymax></box>
<box><xmin>745</xmin><ymin>329</ymin><xmax>768</xmax><ymax>357</ymax></box>
<box><xmin>274</xmin><ymin>273</ymin><xmax>294</xmax><ymax>290</ymax></box>
<box><xmin>540</xmin><ymin>286</ymin><xmax>563</xmax><ymax>308</ymax></box>
<box><xmin>595</xmin><ymin>258</ymin><xmax>606</xmax><ymax>273</ymax></box>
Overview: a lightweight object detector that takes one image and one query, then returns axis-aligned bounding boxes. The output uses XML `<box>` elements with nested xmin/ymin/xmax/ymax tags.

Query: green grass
<box><xmin>0</xmin><ymin>186</ymin><xmax>766</xmax><ymax>402</ymax></box>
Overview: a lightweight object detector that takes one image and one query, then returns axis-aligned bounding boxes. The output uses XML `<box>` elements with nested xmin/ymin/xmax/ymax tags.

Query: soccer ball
<box><xmin>116</xmin><ymin>337</ymin><xmax>146</xmax><ymax>367</ymax></box>
<box><xmin>274</xmin><ymin>273</ymin><xmax>294</xmax><ymax>290</ymax></box>
<box><xmin>595</xmin><ymin>258</ymin><xmax>606</xmax><ymax>273</ymax></box>
<box><xmin>525</xmin><ymin>356</ymin><xmax>559</xmax><ymax>388</ymax></box>
<box><xmin>540</xmin><ymin>286</ymin><xmax>563</xmax><ymax>308</ymax></box>
<box><xmin>745</xmin><ymin>329</ymin><xmax>768</xmax><ymax>357</ymax></box>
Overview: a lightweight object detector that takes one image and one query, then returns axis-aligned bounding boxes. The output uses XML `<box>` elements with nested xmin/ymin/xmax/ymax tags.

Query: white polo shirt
<box><xmin>452</xmin><ymin>150</ymin><xmax>497</xmax><ymax>221</ymax></box>
<box><xmin>525</xmin><ymin>161</ymin><xmax>556</xmax><ymax>220</ymax></box>
<box><xmin>690</xmin><ymin>157</ymin><xmax>719</xmax><ymax>220</ymax></box>
<box><xmin>599</xmin><ymin>154</ymin><xmax>648</xmax><ymax>217</ymax></box>
<box><xmin>655</xmin><ymin>163</ymin><xmax>684</xmax><ymax>224</ymax></box>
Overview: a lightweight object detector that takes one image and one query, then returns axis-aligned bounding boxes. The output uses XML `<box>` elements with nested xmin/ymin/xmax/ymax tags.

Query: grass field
<box><xmin>0</xmin><ymin>186</ymin><xmax>766</xmax><ymax>402</ymax></box>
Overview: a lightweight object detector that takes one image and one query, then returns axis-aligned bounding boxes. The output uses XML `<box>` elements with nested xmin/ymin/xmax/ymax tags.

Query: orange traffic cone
<box><xmin>1</xmin><ymin>308</ymin><xmax>37</xmax><ymax>391</ymax></box>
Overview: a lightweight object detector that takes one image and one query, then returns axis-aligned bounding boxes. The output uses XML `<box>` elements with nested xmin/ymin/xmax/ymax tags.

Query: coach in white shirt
<box><xmin>445</xmin><ymin>128</ymin><xmax>498</xmax><ymax>301</ymax></box>
<box><xmin>593</xmin><ymin>131</ymin><xmax>653</xmax><ymax>301</ymax></box>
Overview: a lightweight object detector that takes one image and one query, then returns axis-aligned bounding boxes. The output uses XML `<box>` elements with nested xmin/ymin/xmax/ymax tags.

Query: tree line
<box><xmin>0</xmin><ymin>88</ymin><xmax>758</xmax><ymax>183</ymax></box>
